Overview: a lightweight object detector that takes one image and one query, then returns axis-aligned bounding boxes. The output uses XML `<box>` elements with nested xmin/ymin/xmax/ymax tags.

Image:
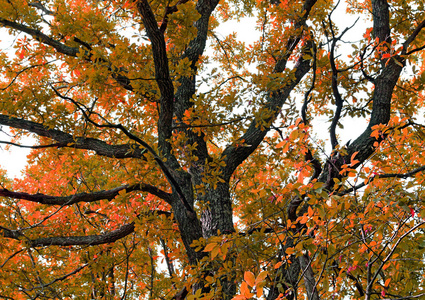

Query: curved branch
<box><xmin>327</xmin><ymin>17</ymin><xmax>359</xmax><ymax>149</ymax></box>
<box><xmin>301</xmin><ymin>43</ymin><xmax>317</xmax><ymax>125</ymax></box>
<box><xmin>0</xmin><ymin>18</ymin><xmax>134</xmax><ymax>91</ymax></box>
<box><xmin>0</xmin><ymin>18</ymin><xmax>79</xmax><ymax>56</ymax></box>
<box><xmin>317</xmin><ymin>0</ymin><xmax>405</xmax><ymax>187</ymax></box>
<box><xmin>0</xmin><ymin>223</ymin><xmax>135</xmax><ymax>247</ymax></box>
<box><xmin>29</xmin><ymin>222</ymin><xmax>136</xmax><ymax>247</ymax></box>
<box><xmin>49</xmin><ymin>87</ymin><xmax>195</xmax><ymax>214</ymax></box>
<box><xmin>0</xmin><ymin>183</ymin><xmax>173</xmax><ymax>205</ymax></box>
<box><xmin>338</xmin><ymin>165</ymin><xmax>425</xmax><ymax>196</ymax></box>
<box><xmin>402</xmin><ymin>18</ymin><xmax>425</xmax><ymax>55</ymax></box>
<box><xmin>0</xmin><ymin>114</ymin><xmax>146</xmax><ymax>158</ymax></box>
<box><xmin>221</xmin><ymin>40</ymin><xmax>315</xmax><ymax>180</ymax></box>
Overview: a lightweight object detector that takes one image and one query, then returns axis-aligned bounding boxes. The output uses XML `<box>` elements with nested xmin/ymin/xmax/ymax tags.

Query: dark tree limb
<box><xmin>0</xmin><ymin>140</ymin><xmax>67</xmax><ymax>149</ymax></box>
<box><xmin>136</xmin><ymin>0</ymin><xmax>176</xmax><ymax>163</ymax></box>
<box><xmin>326</xmin><ymin>16</ymin><xmax>358</xmax><ymax>149</ymax></box>
<box><xmin>29</xmin><ymin>222</ymin><xmax>136</xmax><ymax>247</ymax></box>
<box><xmin>159</xmin><ymin>0</ymin><xmax>191</xmax><ymax>33</ymax></box>
<box><xmin>1</xmin><ymin>222</ymin><xmax>136</xmax><ymax>247</ymax></box>
<box><xmin>49</xmin><ymin>87</ymin><xmax>195</xmax><ymax>215</ymax></box>
<box><xmin>221</xmin><ymin>40</ymin><xmax>315</xmax><ymax>181</ymax></box>
<box><xmin>338</xmin><ymin>165</ymin><xmax>425</xmax><ymax>196</ymax></box>
<box><xmin>220</xmin><ymin>0</ymin><xmax>318</xmax><ymax>181</ymax></box>
<box><xmin>172</xmin><ymin>0</ymin><xmax>221</xmax><ymax>179</ymax></box>
<box><xmin>172</xmin><ymin>287</ymin><xmax>188</xmax><ymax>300</ymax></box>
<box><xmin>301</xmin><ymin>41</ymin><xmax>317</xmax><ymax>125</ymax></box>
<box><xmin>0</xmin><ymin>18</ymin><xmax>133</xmax><ymax>91</ymax></box>
<box><xmin>0</xmin><ymin>18</ymin><xmax>79</xmax><ymax>56</ymax></box>
<box><xmin>371</xmin><ymin>0</ymin><xmax>392</xmax><ymax>67</ymax></box>
<box><xmin>0</xmin><ymin>183</ymin><xmax>173</xmax><ymax>205</ymax></box>
<box><xmin>22</xmin><ymin>263</ymin><xmax>90</xmax><ymax>292</ymax></box>
<box><xmin>0</xmin><ymin>114</ymin><xmax>146</xmax><ymax>159</ymax></box>
<box><xmin>403</xmin><ymin>18</ymin><xmax>425</xmax><ymax>55</ymax></box>
<box><xmin>318</xmin><ymin>36</ymin><xmax>405</xmax><ymax>188</ymax></box>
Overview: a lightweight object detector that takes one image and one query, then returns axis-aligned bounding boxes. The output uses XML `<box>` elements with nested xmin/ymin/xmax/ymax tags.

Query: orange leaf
<box><xmin>244</xmin><ymin>271</ymin><xmax>255</xmax><ymax>287</ymax></box>
<box><xmin>240</xmin><ymin>281</ymin><xmax>254</xmax><ymax>298</ymax></box>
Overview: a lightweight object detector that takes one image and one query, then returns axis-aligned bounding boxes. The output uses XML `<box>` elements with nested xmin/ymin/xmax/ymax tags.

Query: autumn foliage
<box><xmin>0</xmin><ymin>0</ymin><xmax>425</xmax><ymax>299</ymax></box>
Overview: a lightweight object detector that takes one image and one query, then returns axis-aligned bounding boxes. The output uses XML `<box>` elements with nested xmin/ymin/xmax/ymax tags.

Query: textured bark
<box><xmin>300</xmin><ymin>254</ymin><xmax>319</xmax><ymax>300</ymax></box>
<box><xmin>0</xmin><ymin>183</ymin><xmax>172</xmax><ymax>205</ymax></box>
<box><xmin>0</xmin><ymin>115</ymin><xmax>147</xmax><ymax>159</ymax></box>
<box><xmin>1</xmin><ymin>0</ymin><xmax>423</xmax><ymax>299</ymax></box>
<box><xmin>1</xmin><ymin>222</ymin><xmax>136</xmax><ymax>247</ymax></box>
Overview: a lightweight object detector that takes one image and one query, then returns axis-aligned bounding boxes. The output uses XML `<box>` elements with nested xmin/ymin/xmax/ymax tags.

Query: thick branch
<box><xmin>274</xmin><ymin>0</ymin><xmax>318</xmax><ymax>73</ymax></box>
<box><xmin>0</xmin><ymin>18</ymin><xmax>133</xmax><ymax>91</ymax></box>
<box><xmin>28</xmin><ymin>222</ymin><xmax>136</xmax><ymax>247</ymax></box>
<box><xmin>137</xmin><ymin>0</ymin><xmax>175</xmax><ymax>160</ymax></box>
<box><xmin>371</xmin><ymin>0</ymin><xmax>391</xmax><ymax>45</ymax></box>
<box><xmin>173</xmin><ymin>0</ymin><xmax>221</xmax><ymax>174</ymax></box>
<box><xmin>219</xmin><ymin>0</ymin><xmax>317</xmax><ymax>180</ymax></box>
<box><xmin>49</xmin><ymin>87</ymin><xmax>195</xmax><ymax>215</ymax></box>
<box><xmin>0</xmin><ymin>183</ymin><xmax>172</xmax><ymax>205</ymax></box>
<box><xmin>371</xmin><ymin>0</ymin><xmax>391</xmax><ymax>66</ymax></box>
<box><xmin>0</xmin><ymin>114</ymin><xmax>146</xmax><ymax>158</ymax></box>
<box><xmin>222</xmin><ymin>42</ymin><xmax>314</xmax><ymax>180</ymax></box>
<box><xmin>403</xmin><ymin>18</ymin><xmax>425</xmax><ymax>55</ymax></box>
<box><xmin>0</xmin><ymin>18</ymin><xmax>79</xmax><ymax>56</ymax></box>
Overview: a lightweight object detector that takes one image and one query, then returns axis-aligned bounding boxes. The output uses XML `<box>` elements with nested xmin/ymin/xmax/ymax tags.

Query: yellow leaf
<box><xmin>255</xmin><ymin>271</ymin><xmax>268</xmax><ymax>286</ymax></box>
<box><xmin>203</xmin><ymin>243</ymin><xmax>217</xmax><ymax>252</ymax></box>
<box><xmin>211</xmin><ymin>246</ymin><xmax>220</xmax><ymax>259</ymax></box>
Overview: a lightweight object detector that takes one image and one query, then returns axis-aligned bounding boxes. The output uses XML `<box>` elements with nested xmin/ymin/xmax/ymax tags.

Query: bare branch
<box><xmin>339</xmin><ymin>165</ymin><xmax>425</xmax><ymax>196</ymax></box>
<box><xmin>22</xmin><ymin>263</ymin><xmax>89</xmax><ymax>291</ymax></box>
<box><xmin>366</xmin><ymin>221</ymin><xmax>425</xmax><ymax>297</ymax></box>
<box><xmin>327</xmin><ymin>17</ymin><xmax>359</xmax><ymax>149</ymax></box>
<box><xmin>0</xmin><ymin>140</ymin><xmax>66</xmax><ymax>149</ymax></box>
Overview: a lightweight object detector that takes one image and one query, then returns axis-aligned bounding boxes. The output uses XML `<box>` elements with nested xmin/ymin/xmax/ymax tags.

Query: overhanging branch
<box><xmin>0</xmin><ymin>114</ymin><xmax>146</xmax><ymax>158</ymax></box>
<box><xmin>338</xmin><ymin>165</ymin><xmax>425</xmax><ymax>196</ymax></box>
<box><xmin>0</xmin><ymin>183</ymin><xmax>173</xmax><ymax>205</ymax></box>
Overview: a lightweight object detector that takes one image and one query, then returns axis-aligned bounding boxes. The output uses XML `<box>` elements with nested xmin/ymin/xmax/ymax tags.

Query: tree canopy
<box><xmin>0</xmin><ymin>0</ymin><xmax>425</xmax><ymax>299</ymax></box>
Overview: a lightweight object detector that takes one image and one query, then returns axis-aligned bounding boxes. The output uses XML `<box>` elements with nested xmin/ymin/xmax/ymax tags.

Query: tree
<box><xmin>0</xmin><ymin>0</ymin><xmax>424</xmax><ymax>298</ymax></box>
